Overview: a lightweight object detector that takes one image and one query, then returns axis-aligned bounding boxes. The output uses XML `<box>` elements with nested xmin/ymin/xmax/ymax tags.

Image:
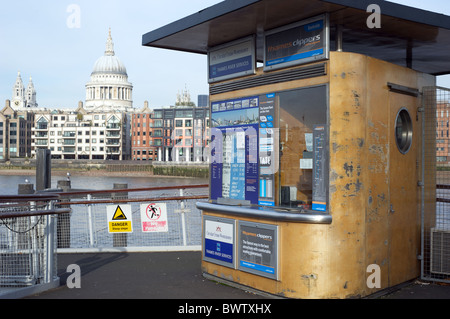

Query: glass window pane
<box><xmin>278</xmin><ymin>85</ymin><xmax>328</xmax><ymax>209</ymax></box>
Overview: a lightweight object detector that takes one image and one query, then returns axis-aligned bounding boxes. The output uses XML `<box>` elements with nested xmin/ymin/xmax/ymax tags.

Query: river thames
<box><xmin>0</xmin><ymin>173</ymin><xmax>208</xmax><ymax>195</ymax></box>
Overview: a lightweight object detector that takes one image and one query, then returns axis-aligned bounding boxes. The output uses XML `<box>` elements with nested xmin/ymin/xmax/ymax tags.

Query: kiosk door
<box><xmin>388</xmin><ymin>92</ymin><xmax>420</xmax><ymax>285</ymax></box>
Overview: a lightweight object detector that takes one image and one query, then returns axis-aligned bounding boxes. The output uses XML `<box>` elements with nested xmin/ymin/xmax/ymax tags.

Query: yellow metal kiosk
<box><xmin>143</xmin><ymin>0</ymin><xmax>450</xmax><ymax>298</ymax></box>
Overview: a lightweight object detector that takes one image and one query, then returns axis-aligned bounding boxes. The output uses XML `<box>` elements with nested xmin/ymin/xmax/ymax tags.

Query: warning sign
<box><xmin>107</xmin><ymin>205</ymin><xmax>133</xmax><ymax>233</ymax></box>
<box><xmin>140</xmin><ymin>203</ymin><xmax>168</xmax><ymax>233</ymax></box>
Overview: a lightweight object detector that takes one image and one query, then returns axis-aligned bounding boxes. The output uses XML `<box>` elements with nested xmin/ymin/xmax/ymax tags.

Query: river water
<box><xmin>0</xmin><ymin>174</ymin><xmax>209</xmax><ymax>249</ymax></box>
<box><xmin>0</xmin><ymin>174</ymin><xmax>208</xmax><ymax>195</ymax></box>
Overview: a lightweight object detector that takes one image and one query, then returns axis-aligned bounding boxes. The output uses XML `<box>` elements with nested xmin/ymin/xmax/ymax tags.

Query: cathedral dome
<box><xmin>91</xmin><ymin>29</ymin><xmax>128</xmax><ymax>76</ymax></box>
<box><xmin>85</xmin><ymin>28</ymin><xmax>133</xmax><ymax>112</ymax></box>
<box><xmin>92</xmin><ymin>55</ymin><xmax>127</xmax><ymax>76</ymax></box>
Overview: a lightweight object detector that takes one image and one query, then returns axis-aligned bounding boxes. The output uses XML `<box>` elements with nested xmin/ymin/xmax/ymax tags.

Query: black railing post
<box><xmin>36</xmin><ymin>149</ymin><xmax>51</xmax><ymax>192</ymax></box>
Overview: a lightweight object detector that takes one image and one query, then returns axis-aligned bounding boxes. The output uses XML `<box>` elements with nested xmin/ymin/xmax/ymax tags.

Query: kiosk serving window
<box><xmin>210</xmin><ymin>85</ymin><xmax>328</xmax><ymax>212</ymax></box>
<box><xmin>278</xmin><ymin>85</ymin><xmax>328</xmax><ymax>211</ymax></box>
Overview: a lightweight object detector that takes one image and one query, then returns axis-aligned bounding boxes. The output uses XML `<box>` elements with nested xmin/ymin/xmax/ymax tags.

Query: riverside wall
<box><xmin>0</xmin><ymin>159</ymin><xmax>209</xmax><ymax>178</ymax></box>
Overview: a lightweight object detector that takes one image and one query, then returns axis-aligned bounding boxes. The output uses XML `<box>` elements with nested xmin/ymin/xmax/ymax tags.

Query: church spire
<box><xmin>105</xmin><ymin>28</ymin><xmax>115</xmax><ymax>56</ymax></box>
<box><xmin>26</xmin><ymin>76</ymin><xmax>37</xmax><ymax>108</ymax></box>
<box><xmin>13</xmin><ymin>71</ymin><xmax>25</xmax><ymax>99</ymax></box>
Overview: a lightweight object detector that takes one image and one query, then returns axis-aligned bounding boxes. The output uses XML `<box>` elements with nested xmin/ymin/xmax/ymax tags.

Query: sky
<box><xmin>0</xmin><ymin>0</ymin><xmax>450</xmax><ymax>110</ymax></box>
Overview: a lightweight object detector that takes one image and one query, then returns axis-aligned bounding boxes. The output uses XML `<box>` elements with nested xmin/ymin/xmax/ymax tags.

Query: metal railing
<box><xmin>422</xmin><ymin>86</ymin><xmax>450</xmax><ymax>284</ymax></box>
<box><xmin>0</xmin><ymin>194</ymin><xmax>70</xmax><ymax>294</ymax></box>
<box><xmin>50</xmin><ymin>184</ymin><xmax>209</xmax><ymax>253</ymax></box>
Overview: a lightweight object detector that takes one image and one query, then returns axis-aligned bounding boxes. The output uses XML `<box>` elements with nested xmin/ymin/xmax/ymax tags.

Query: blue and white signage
<box><xmin>264</xmin><ymin>14</ymin><xmax>329</xmax><ymax>71</ymax></box>
<box><xmin>208</xmin><ymin>36</ymin><xmax>256</xmax><ymax>83</ymax></box>
<box><xmin>203</xmin><ymin>217</ymin><xmax>236</xmax><ymax>268</ymax></box>
<box><xmin>238</xmin><ymin>221</ymin><xmax>279</xmax><ymax>280</ymax></box>
<box><xmin>210</xmin><ymin>96</ymin><xmax>259</xmax><ymax>205</ymax></box>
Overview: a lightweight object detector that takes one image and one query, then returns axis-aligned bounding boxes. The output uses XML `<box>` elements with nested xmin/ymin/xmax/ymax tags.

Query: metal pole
<box><xmin>30</xmin><ymin>201</ymin><xmax>40</xmax><ymax>284</ymax></box>
<box><xmin>87</xmin><ymin>194</ymin><xmax>95</xmax><ymax>247</ymax></box>
<box><xmin>45</xmin><ymin>202</ymin><xmax>56</xmax><ymax>284</ymax></box>
<box><xmin>420</xmin><ymin>90</ymin><xmax>425</xmax><ymax>279</ymax></box>
<box><xmin>180</xmin><ymin>188</ymin><xmax>187</xmax><ymax>247</ymax></box>
<box><xmin>336</xmin><ymin>24</ymin><xmax>343</xmax><ymax>52</ymax></box>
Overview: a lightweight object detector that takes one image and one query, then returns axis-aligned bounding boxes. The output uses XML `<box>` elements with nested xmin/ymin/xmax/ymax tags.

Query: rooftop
<box><xmin>142</xmin><ymin>0</ymin><xmax>450</xmax><ymax>75</ymax></box>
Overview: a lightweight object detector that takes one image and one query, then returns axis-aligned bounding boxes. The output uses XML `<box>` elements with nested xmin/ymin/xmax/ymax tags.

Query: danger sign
<box><xmin>107</xmin><ymin>205</ymin><xmax>133</xmax><ymax>233</ymax></box>
<box><xmin>140</xmin><ymin>203</ymin><xmax>168</xmax><ymax>233</ymax></box>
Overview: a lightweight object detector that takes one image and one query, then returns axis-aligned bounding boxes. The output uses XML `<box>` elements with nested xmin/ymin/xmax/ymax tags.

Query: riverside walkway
<box><xmin>23</xmin><ymin>251</ymin><xmax>450</xmax><ymax>300</ymax></box>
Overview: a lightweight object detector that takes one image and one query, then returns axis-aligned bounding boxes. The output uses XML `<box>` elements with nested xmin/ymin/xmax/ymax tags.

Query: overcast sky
<box><xmin>1</xmin><ymin>0</ymin><xmax>449</xmax><ymax>110</ymax></box>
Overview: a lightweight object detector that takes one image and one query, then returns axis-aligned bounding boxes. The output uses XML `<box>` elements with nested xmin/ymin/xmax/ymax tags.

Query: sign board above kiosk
<box><xmin>264</xmin><ymin>14</ymin><xmax>329</xmax><ymax>71</ymax></box>
<box><xmin>208</xmin><ymin>36</ymin><xmax>256</xmax><ymax>83</ymax></box>
<box><xmin>143</xmin><ymin>0</ymin><xmax>450</xmax><ymax>76</ymax></box>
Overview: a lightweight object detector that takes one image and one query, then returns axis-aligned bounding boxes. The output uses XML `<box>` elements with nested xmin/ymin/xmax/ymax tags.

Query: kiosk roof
<box><xmin>142</xmin><ymin>0</ymin><xmax>450</xmax><ymax>75</ymax></box>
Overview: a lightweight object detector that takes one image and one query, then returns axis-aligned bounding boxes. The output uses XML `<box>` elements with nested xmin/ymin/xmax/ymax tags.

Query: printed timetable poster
<box><xmin>210</xmin><ymin>96</ymin><xmax>259</xmax><ymax>205</ymax></box>
<box><xmin>258</xmin><ymin>93</ymin><xmax>277</xmax><ymax>207</ymax></box>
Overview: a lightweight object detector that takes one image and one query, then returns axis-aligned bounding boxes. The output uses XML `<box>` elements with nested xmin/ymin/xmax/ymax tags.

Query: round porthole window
<box><xmin>395</xmin><ymin>108</ymin><xmax>413</xmax><ymax>154</ymax></box>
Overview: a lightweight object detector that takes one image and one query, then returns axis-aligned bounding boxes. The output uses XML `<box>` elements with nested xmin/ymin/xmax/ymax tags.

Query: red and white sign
<box><xmin>140</xmin><ymin>203</ymin><xmax>168</xmax><ymax>233</ymax></box>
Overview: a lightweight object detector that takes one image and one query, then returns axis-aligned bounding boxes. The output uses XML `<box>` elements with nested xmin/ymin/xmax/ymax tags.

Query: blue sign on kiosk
<box><xmin>210</xmin><ymin>96</ymin><xmax>260</xmax><ymax>205</ymax></box>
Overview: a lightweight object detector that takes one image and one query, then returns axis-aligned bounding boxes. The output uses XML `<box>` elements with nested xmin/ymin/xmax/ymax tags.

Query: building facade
<box><xmin>28</xmin><ymin>29</ymin><xmax>133</xmax><ymax>160</ymax></box>
<box><xmin>4</xmin><ymin>29</ymin><xmax>212</xmax><ymax>163</ymax></box>
<box><xmin>31</xmin><ymin>103</ymin><xmax>130</xmax><ymax>160</ymax></box>
<box><xmin>131</xmin><ymin>102</ymin><xmax>156</xmax><ymax>161</ymax></box>
<box><xmin>197</xmin><ymin>94</ymin><xmax>209</xmax><ymax>108</ymax></box>
<box><xmin>437</xmin><ymin>100</ymin><xmax>450</xmax><ymax>165</ymax></box>
<box><xmin>0</xmin><ymin>100</ymin><xmax>34</xmax><ymax>160</ymax></box>
<box><xmin>131</xmin><ymin>105</ymin><xmax>210</xmax><ymax>162</ymax></box>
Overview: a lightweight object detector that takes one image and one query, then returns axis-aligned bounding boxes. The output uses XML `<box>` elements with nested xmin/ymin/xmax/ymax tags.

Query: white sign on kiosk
<box><xmin>208</xmin><ymin>36</ymin><xmax>256</xmax><ymax>83</ymax></box>
<box><xmin>203</xmin><ymin>216</ymin><xmax>236</xmax><ymax>268</ymax></box>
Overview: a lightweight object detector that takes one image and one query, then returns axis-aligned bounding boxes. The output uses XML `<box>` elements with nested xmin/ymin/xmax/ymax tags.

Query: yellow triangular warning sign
<box><xmin>112</xmin><ymin>206</ymin><xmax>127</xmax><ymax>220</ymax></box>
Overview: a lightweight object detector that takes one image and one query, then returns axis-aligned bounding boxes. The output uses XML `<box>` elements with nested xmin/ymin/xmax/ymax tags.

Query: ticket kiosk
<box><xmin>143</xmin><ymin>0</ymin><xmax>450</xmax><ymax>298</ymax></box>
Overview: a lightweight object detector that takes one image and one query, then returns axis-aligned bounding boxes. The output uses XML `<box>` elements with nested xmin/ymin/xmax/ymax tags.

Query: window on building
<box><xmin>154</xmin><ymin>130</ymin><xmax>162</xmax><ymax>137</ymax></box>
<box><xmin>153</xmin><ymin>111</ymin><xmax>163</xmax><ymax>119</ymax></box>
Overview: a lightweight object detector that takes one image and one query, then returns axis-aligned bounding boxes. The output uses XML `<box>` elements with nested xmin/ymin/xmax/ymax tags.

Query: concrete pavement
<box><xmin>24</xmin><ymin>251</ymin><xmax>450</xmax><ymax>300</ymax></box>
